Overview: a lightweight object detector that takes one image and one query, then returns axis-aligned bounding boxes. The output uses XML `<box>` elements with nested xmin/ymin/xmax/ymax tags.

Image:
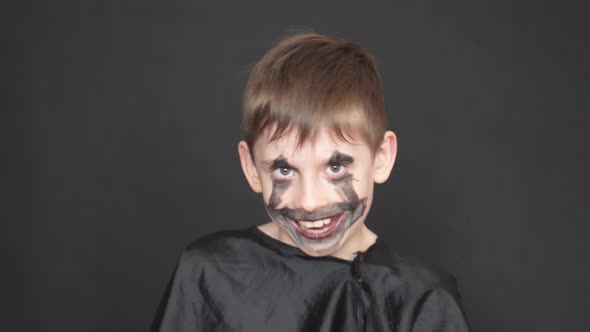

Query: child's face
<box><xmin>239</xmin><ymin>126</ymin><xmax>396</xmax><ymax>257</ymax></box>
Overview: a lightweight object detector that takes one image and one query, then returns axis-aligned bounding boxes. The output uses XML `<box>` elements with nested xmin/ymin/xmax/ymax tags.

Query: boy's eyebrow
<box><xmin>264</xmin><ymin>152</ymin><xmax>353</xmax><ymax>170</ymax></box>
<box><xmin>328</xmin><ymin>151</ymin><xmax>354</xmax><ymax>165</ymax></box>
<box><xmin>265</xmin><ymin>155</ymin><xmax>298</xmax><ymax>171</ymax></box>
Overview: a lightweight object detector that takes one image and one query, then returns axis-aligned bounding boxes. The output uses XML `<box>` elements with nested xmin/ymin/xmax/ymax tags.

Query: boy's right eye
<box><xmin>273</xmin><ymin>167</ymin><xmax>293</xmax><ymax>178</ymax></box>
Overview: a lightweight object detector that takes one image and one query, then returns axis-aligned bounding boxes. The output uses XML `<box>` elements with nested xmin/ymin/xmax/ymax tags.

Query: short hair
<box><xmin>242</xmin><ymin>33</ymin><xmax>387</xmax><ymax>154</ymax></box>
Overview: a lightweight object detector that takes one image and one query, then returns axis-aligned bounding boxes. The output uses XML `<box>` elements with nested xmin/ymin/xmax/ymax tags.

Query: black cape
<box><xmin>152</xmin><ymin>227</ymin><xmax>470</xmax><ymax>331</ymax></box>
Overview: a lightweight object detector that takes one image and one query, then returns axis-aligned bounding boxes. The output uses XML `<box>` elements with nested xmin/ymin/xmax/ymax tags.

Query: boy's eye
<box><xmin>327</xmin><ymin>164</ymin><xmax>344</xmax><ymax>175</ymax></box>
<box><xmin>273</xmin><ymin>167</ymin><xmax>293</xmax><ymax>178</ymax></box>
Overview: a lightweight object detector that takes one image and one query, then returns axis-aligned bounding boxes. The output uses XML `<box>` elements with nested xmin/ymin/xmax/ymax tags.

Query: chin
<box><xmin>294</xmin><ymin>223</ymin><xmax>358</xmax><ymax>258</ymax></box>
<box><xmin>298</xmin><ymin>242</ymin><xmax>342</xmax><ymax>257</ymax></box>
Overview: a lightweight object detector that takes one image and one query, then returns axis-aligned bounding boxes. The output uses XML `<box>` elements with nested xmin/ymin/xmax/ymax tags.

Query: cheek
<box><xmin>261</xmin><ymin>176</ymin><xmax>294</xmax><ymax>209</ymax></box>
<box><xmin>261</xmin><ymin>178</ymin><xmax>274</xmax><ymax>203</ymax></box>
<box><xmin>350</xmin><ymin>168</ymin><xmax>374</xmax><ymax>198</ymax></box>
<box><xmin>351</xmin><ymin>179</ymin><xmax>372</xmax><ymax>200</ymax></box>
<box><xmin>261</xmin><ymin>178</ymin><xmax>282</xmax><ymax>206</ymax></box>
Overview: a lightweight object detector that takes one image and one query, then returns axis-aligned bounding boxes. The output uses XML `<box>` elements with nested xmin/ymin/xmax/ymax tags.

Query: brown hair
<box><xmin>242</xmin><ymin>33</ymin><xmax>387</xmax><ymax>154</ymax></box>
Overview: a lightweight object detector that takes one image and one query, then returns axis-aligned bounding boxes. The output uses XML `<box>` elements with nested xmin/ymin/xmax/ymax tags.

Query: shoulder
<box><xmin>176</xmin><ymin>227</ymin><xmax>261</xmax><ymax>268</ymax></box>
<box><xmin>394</xmin><ymin>255</ymin><xmax>460</xmax><ymax>297</ymax></box>
<box><xmin>366</xmin><ymin>241</ymin><xmax>461</xmax><ymax>300</ymax></box>
<box><xmin>390</xmin><ymin>256</ymin><xmax>470</xmax><ymax>330</ymax></box>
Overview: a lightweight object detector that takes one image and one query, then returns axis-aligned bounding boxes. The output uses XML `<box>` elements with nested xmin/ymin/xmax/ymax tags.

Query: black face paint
<box><xmin>329</xmin><ymin>173</ymin><xmax>366</xmax><ymax>223</ymax></box>
<box><xmin>328</xmin><ymin>152</ymin><xmax>354</xmax><ymax>167</ymax></box>
<box><xmin>268</xmin><ymin>180</ymin><xmax>291</xmax><ymax>209</ymax></box>
<box><xmin>270</xmin><ymin>156</ymin><xmax>291</xmax><ymax>173</ymax></box>
<box><xmin>267</xmin><ymin>155</ymin><xmax>292</xmax><ymax>209</ymax></box>
<box><xmin>264</xmin><ymin>152</ymin><xmax>367</xmax><ymax>256</ymax></box>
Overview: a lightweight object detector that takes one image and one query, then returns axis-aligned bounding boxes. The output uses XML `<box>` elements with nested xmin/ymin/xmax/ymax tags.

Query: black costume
<box><xmin>153</xmin><ymin>227</ymin><xmax>469</xmax><ymax>331</ymax></box>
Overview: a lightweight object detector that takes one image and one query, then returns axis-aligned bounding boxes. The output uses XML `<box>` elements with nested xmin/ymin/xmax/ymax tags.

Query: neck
<box><xmin>333</xmin><ymin>223</ymin><xmax>377</xmax><ymax>260</ymax></box>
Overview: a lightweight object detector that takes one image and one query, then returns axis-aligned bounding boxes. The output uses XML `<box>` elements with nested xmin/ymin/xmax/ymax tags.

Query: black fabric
<box><xmin>152</xmin><ymin>227</ymin><xmax>470</xmax><ymax>331</ymax></box>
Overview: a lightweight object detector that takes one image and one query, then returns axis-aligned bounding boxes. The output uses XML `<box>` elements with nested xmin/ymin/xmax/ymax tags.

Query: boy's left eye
<box><xmin>272</xmin><ymin>167</ymin><xmax>293</xmax><ymax>178</ymax></box>
<box><xmin>326</xmin><ymin>164</ymin><xmax>344</xmax><ymax>175</ymax></box>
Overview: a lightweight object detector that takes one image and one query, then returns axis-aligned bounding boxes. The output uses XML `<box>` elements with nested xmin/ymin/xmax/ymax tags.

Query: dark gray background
<box><xmin>2</xmin><ymin>0</ymin><xmax>589</xmax><ymax>331</ymax></box>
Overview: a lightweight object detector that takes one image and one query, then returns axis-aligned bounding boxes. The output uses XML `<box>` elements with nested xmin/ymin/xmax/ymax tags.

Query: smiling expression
<box><xmin>247</xmin><ymin>127</ymin><xmax>381</xmax><ymax>257</ymax></box>
<box><xmin>265</xmin><ymin>152</ymin><xmax>367</xmax><ymax>255</ymax></box>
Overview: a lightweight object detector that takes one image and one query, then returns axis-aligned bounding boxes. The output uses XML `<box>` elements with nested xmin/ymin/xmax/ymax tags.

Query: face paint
<box><xmin>267</xmin><ymin>155</ymin><xmax>292</xmax><ymax>209</ymax></box>
<box><xmin>264</xmin><ymin>154</ymin><xmax>367</xmax><ymax>255</ymax></box>
<box><xmin>268</xmin><ymin>180</ymin><xmax>291</xmax><ymax>210</ymax></box>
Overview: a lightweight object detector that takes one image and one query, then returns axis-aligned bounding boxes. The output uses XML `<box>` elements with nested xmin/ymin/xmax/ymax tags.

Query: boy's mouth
<box><xmin>289</xmin><ymin>212</ymin><xmax>346</xmax><ymax>240</ymax></box>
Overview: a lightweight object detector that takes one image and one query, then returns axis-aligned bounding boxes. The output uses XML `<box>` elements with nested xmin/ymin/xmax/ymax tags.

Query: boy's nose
<box><xmin>295</xmin><ymin>177</ymin><xmax>330</xmax><ymax>213</ymax></box>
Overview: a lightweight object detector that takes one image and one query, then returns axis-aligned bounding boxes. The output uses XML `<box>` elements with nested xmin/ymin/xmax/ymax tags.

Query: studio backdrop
<box><xmin>2</xmin><ymin>0</ymin><xmax>589</xmax><ymax>331</ymax></box>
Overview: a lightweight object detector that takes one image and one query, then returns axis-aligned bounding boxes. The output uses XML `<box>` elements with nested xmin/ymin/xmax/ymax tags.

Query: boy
<box><xmin>153</xmin><ymin>33</ymin><xmax>469</xmax><ymax>331</ymax></box>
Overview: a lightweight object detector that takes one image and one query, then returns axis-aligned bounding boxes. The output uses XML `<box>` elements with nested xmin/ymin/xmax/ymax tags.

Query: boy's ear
<box><xmin>238</xmin><ymin>141</ymin><xmax>263</xmax><ymax>193</ymax></box>
<box><xmin>373</xmin><ymin>131</ymin><xmax>398</xmax><ymax>184</ymax></box>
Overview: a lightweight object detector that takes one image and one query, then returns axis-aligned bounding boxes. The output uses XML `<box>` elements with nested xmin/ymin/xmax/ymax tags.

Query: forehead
<box><xmin>252</xmin><ymin>126</ymin><xmax>371</xmax><ymax>163</ymax></box>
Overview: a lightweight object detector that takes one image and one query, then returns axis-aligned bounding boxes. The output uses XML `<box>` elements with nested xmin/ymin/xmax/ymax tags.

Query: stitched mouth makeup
<box><xmin>275</xmin><ymin>199</ymin><xmax>365</xmax><ymax>241</ymax></box>
<box><xmin>266</xmin><ymin>187</ymin><xmax>366</xmax><ymax>253</ymax></box>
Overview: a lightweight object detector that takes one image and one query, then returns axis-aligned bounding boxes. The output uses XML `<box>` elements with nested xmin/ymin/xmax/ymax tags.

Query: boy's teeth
<box><xmin>297</xmin><ymin>218</ymin><xmax>331</xmax><ymax>229</ymax></box>
<box><xmin>306</xmin><ymin>227</ymin><xmax>330</xmax><ymax>234</ymax></box>
<box><xmin>298</xmin><ymin>220</ymin><xmax>314</xmax><ymax>228</ymax></box>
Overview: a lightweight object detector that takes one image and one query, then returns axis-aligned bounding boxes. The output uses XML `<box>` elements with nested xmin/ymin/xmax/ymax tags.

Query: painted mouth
<box><xmin>289</xmin><ymin>212</ymin><xmax>346</xmax><ymax>240</ymax></box>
